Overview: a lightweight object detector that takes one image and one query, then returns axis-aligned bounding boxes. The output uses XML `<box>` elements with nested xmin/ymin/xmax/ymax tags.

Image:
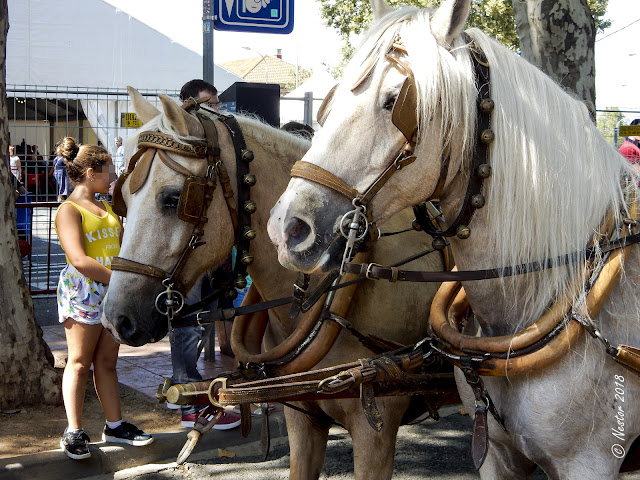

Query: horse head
<box><xmin>268</xmin><ymin>0</ymin><xmax>476</xmax><ymax>274</ymax></box>
<box><xmin>102</xmin><ymin>88</ymin><xmax>237</xmax><ymax>345</ymax></box>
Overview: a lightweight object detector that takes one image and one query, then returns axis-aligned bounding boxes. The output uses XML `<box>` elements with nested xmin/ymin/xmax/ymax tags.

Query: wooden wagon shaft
<box><xmin>165</xmin><ymin>372</ymin><xmax>458</xmax><ymax>407</ymax></box>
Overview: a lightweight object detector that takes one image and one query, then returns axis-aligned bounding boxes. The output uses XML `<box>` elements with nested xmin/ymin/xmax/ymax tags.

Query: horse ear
<box><xmin>370</xmin><ymin>0</ymin><xmax>393</xmax><ymax>22</ymax></box>
<box><xmin>431</xmin><ymin>0</ymin><xmax>470</xmax><ymax>49</ymax></box>
<box><xmin>127</xmin><ymin>86</ymin><xmax>161</xmax><ymax>124</ymax></box>
<box><xmin>158</xmin><ymin>94</ymin><xmax>204</xmax><ymax>138</ymax></box>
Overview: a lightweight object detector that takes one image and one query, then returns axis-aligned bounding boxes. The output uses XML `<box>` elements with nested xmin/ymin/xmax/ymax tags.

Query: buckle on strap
<box><xmin>365</xmin><ymin>263</ymin><xmax>382</xmax><ymax>279</ymax></box>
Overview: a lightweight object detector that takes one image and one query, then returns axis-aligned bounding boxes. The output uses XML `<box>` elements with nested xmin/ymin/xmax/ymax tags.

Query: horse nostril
<box><xmin>116</xmin><ymin>315</ymin><xmax>136</xmax><ymax>341</ymax></box>
<box><xmin>285</xmin><ymin>217</ymin><xmax>312</xmax><ymax>249</ymax></box>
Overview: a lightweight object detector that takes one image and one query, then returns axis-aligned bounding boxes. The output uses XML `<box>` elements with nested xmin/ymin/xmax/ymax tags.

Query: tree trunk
<box><xmin>513</xmin><ymin>0</ymin><xmax>596</xmax><ymax>116</ymax></box>
<box><xmin>0</xmin><ymin>0</ymin><xmax>61</xmax><ymax>409</ymax></box>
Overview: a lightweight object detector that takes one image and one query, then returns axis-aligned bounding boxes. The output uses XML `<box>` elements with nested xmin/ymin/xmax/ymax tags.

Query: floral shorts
<box><xmin>57</xmin><ymin>264</ymin><xmax>107</xmax><ymax>325</ymax></box>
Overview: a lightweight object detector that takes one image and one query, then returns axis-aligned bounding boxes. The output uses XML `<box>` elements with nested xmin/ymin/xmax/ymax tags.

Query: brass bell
<box><xmin>470</xmin><ymin>194</ymin><xmax>486</xmax><ymax>209</ymax></box>
<box><xmin>234</xmin><ymin>274</ymin><xmax>248</xmax><ymax>290</ymax></box>
<box><xmin>240</xmin><ymin>251</ymin><xmax>254</xmax><ymax>265</ymax></box>
<box><xmin>241</xmin><ymin>149</ymin><xmax>254</xmax><ymax>162</ymax></box>
<box><xmin>432</xmin><ymin>237</ymin><xmax>447</xmax><ymax>251</ymax></box>
<box><xmin>243</xmin><ymin>200</ymin><xmax>257</xmax><ymax>214</ymax></box>
<box><xmin>412</xmin><ymin>219</ymin><xmax>422</xmax><ymax>231</ymax></box>
<box><xmin>243</xmin><ymin>173</ymin><xmax>257</xmax><ymax>186</ymax></box>
<box><xmin>456</xmin><ymin>225</ymin><xmax>471</xmax><ymax>239</ymax></box>
<box><xmin>225</xmin><ymin>288</ymin><xmax>238</xmax><ymax>300</ymax></box>
<box><xmin>476</xmin><ymin>163</ymin><xmax>492</xmax><ymax>178</ymax></box>
<box><xmin>480</xmin><ymin>129</ymin><xmax>495</xmax><ymax>145</ymax></box>
<box><xmin>243</xmin><ymin>226</ymin><xmax>257</xmax><ymax>240</ymax></box>
<box><xmin>478</xmin><ymin>98</ymin><xmax>494</xmax><ymax>114</ymax></box>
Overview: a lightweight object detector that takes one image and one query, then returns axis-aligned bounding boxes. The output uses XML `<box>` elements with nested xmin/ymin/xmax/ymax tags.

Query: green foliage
<box><xmin>318</xmin><ymin>0</ymin><xmax>610</xmax><ymax>55</ymax></box>
<box><xmin>596</xmin><ymin>108</ymin><xmax>624</xmax><ymax>145</ymax></box>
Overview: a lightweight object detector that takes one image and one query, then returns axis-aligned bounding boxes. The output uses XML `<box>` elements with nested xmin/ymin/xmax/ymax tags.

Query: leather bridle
<box><xmin>111</xmin><ymin>100</ymin><xmax>256</xmax><ymax>322</ymax></box>
<box><xmin>290</xmin><ymin>34</ymin><xmax>493</xmax><ymax>271</ymax></box>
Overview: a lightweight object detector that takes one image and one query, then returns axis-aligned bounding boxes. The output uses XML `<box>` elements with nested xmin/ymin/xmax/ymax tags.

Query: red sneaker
<box><xmin>180</xmin><ymin>413</ymin><xmax>198</xmax><ymax>428</ymax></box>
<box><xmin>212</xmin><ymin>411</ymin><xmax>241</xmax><ymax>430</ymax></box>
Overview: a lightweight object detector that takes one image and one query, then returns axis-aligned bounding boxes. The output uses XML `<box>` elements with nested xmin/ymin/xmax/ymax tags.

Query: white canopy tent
<box><xmin>7</xmin><ymin>0</ymin><xmax>243</xmax><ymax>155</ymax></box>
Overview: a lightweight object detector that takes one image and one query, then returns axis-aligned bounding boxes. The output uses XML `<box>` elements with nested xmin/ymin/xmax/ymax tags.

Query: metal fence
<box><xmin>595</xmin><ymin>109</ymin><xmax>640</xmax><ymax>147</ymax></box>
<box><xmin>9</xmin><ymin>86</ymin><xmax>181</xmax><ymax>295</ymax></box>
<box><xmin>8</xmin><ymin>85</ymin><xmax>181</xmax><ymax>203</ymax></box>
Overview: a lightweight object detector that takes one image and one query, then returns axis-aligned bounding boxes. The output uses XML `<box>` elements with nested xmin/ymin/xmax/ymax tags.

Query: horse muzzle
<box><xmin>102</xmin><ymin>285</ymin><xmax>169</xmax><ymax>346</ymax></box>
<box><xmin>268</xmin><ymin>186</ymin><xmax>352</xmax><ymax>274</ymax></box>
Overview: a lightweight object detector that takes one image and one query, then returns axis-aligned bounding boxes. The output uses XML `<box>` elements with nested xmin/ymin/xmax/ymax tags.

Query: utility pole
<box><xmin>203</xmin><ymin>0</ymin><xmax>214</xmax><ymax>84</ymax></box>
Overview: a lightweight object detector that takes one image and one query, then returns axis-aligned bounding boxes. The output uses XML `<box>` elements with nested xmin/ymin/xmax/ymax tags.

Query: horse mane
<box><xmin>345</xmin><ymin>8</ymin><xmax>637</xmax><ymax>324</ymax></box>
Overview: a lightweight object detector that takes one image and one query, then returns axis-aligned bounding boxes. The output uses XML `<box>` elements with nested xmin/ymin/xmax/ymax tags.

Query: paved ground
<box><xmin>79</xmin><ymin>407</ymin><xmax>640</xmax><ymax>480</ymax></box>
<box><xmin>79</xmin><ymin>410</ymin><xmax>513</xmax><ymax>480</ymax></box>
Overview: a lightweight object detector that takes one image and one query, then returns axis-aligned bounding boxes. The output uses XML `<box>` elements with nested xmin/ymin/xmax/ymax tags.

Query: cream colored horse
<box><xmin>267</xmin><ymin>0</ymin><xmax>640</xmax><ymax>478</ymax></box>
<box><xmin>101</xmin><ymin>88</ymin><xmax>444</xmax><ymax>479</ymax></box>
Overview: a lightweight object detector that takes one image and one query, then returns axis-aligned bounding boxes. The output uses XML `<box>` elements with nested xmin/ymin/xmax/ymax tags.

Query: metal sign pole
<box><xmin>203</xmin><ymin>0</ymin><xmax>214</xmax><ymax>85</ymax></box>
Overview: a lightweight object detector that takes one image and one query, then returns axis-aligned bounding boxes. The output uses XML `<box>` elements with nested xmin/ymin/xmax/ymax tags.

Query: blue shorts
<box><xmin>57</xmin><ymin>264</ymin><xmax>107</xmax><ymax>325</ymax></box>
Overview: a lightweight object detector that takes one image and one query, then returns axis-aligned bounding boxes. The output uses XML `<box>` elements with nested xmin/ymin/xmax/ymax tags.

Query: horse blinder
<box><xmin>317</xmin><ymin>84</ymin><xmax>338</xmax><ymax>127</ymax></box>
<box><xmin>111</xmin><ymin>172</ymin><xmax>129</xmax><ymax>217</ymax></box>
<box><xmin>177</xmin><ymin>176</ymin><xmax>215</xmax><ymax>224</ymax></box>
<box><xmin>391</xmin><ymin>76</ymin><xmax>418</xmax><ymax>143</ymax></box>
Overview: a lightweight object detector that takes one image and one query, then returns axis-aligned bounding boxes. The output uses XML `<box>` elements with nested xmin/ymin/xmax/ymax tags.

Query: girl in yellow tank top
<box><xmin>55</xmin><ymin>200</ymin><xmax>121</xmax><ymax>270</ymax></box>
<box><xmin>54</xmin><ymin>138</ymin><xmax>152</xmax><ymax>460</ymax></box>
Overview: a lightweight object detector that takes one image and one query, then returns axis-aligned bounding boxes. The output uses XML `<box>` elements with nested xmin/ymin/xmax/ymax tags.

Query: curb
<box><xmin>0</xmin><ymin>412</ymin><xmax>288</xmax><ymax>480</ymax></box>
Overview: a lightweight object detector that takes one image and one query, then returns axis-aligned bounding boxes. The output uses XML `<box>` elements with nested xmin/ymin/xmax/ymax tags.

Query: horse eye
<box><xmin>159</xmin><ymin>189</ymin><xmax>181</xmax><ymax>212</ymax></box>
<box><xmin>383</xmin><ymin>95</ymin><xmax>396</xmax><ymax>111</ymax></box>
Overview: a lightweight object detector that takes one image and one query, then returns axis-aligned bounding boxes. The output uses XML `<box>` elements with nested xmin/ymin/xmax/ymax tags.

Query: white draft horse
<box><xmin>267</xmin><ymin>0</ymin><xmax>640</xmax><ymax>478</ymax></box>
<box><xmin>101</xmin><ymin>88</ymin><xmax>445</xmax><ymax>479</ymax></box>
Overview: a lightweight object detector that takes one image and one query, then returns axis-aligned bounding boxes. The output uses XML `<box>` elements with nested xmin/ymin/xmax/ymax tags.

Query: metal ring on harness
<box><xmin>207</xmin><ymin>377</ymin><xmax>228</xmax><ymax>408</ymax></box>
<box><xmin>154</xmin><ymin>279</ymin><xmax>185</xmax><ymax>317</ymax></box>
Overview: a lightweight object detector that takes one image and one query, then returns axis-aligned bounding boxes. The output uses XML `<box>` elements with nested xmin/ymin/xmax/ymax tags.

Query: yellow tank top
<box><xmin>55</xmin><ymin>200</ymin><xmax>121</xmax><ymax>269</ymax></box>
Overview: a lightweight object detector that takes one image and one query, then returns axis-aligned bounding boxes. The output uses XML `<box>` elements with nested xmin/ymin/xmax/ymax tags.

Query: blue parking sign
<box><xmin>213</xmin><ymin>0</ymin><xmax>294</xmax><ymax>34</ymax></box>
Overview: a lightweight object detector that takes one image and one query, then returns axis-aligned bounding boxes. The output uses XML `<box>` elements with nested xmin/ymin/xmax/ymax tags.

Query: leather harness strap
<box><xmin>291</xmin><ymin>161</ymin><xmax>359</xmax><ymax>200</ymax></box>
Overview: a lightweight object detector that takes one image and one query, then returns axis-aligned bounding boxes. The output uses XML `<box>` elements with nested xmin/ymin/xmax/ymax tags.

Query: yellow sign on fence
<box><xmin>620</xmin><ymin>125</ymin><xmax>640</xmax><ymax>137</ymax></box>
<box><xmin>121</xmin><ymin>112</ymin><xmax>142</xmax><ymax>128</ymax></box>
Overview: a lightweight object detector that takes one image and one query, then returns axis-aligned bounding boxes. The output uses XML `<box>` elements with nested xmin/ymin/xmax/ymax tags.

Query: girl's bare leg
<box><xmin>92</xmin><ymin>328</ymin><xmax>122</xmax><ymax>423</ymax></box>
<box><xmin>62</xmin><ymin>320</ymin><xmax>103</xmax><ymax>430</ymax></box>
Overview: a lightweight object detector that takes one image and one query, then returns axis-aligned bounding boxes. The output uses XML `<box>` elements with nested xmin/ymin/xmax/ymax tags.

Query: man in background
<box><xmin>179</xmin><ymin>79</ymin><xmax>219</xmax><ymax>112</ymax></box>
<box><xmin>113</xmin><ymin>136</ymin><xmax>124</xmax><ymax>177</ymax></box>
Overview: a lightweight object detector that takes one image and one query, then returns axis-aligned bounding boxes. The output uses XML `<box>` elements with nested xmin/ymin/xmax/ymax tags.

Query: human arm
<box><xmin>16</xmin><ymin>159</ymin><xmax>22</xmax><ymax>181</ymax></box>
<box><xmin>55</xmin><ymin>204</ymin><xmax>112</xmax><ymax>284</ymax></box>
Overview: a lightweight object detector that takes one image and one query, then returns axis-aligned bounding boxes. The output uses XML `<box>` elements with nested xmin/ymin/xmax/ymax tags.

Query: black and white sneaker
<box><xmin>60</xmin><ymin>429</ymin><xmax>91</xmax><ymax>460</ymax></box>
<box><xmin>102</xmin><ymin>421</ymin><xmax>154</xmax><ymax>446</ymax></box>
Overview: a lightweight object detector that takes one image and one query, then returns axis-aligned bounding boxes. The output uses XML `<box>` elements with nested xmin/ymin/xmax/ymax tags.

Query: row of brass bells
<box><xmin>238</xmin><ymin>150</ymin><xmax>256</xmax><ymax>290</ymax></box>
<box><xmin>456</xmin><ymin>97</ymin><xmax>495</xmax><ymax>240</ymax></box>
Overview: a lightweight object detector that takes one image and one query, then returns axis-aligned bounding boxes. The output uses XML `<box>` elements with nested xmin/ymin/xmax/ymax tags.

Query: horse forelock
<box><xmin>343</xmin><ymin>7</ymin><xmax>477</xmax><ymax>175</ymax></box>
